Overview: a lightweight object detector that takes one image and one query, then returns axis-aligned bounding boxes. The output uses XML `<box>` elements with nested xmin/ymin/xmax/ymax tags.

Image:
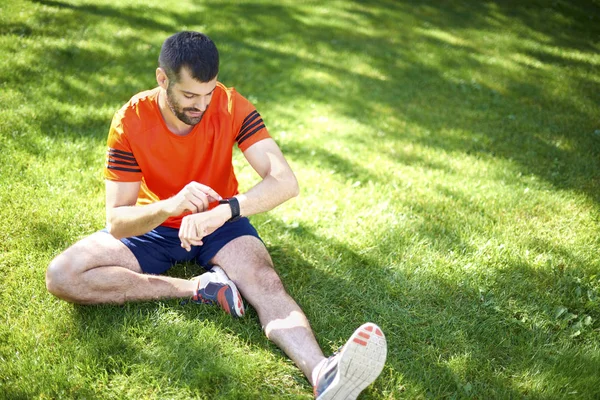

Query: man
<box><xmin>46</xmin><ymin>31</ymin><xmax>387</xmax><ymax>399</ymax></box>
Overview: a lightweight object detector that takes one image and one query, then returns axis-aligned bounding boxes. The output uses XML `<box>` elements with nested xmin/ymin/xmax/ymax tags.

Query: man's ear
<box><xmin>156</xmin><ymin>68</ymin><xmax>169</xmax><ymax>89</ymax></box>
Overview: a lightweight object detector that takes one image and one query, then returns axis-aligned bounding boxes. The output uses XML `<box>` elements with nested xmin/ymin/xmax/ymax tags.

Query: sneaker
<box><xmin>192</xmin><ymin>266</ymin><xmax>245</xmax><ymax>318</ymax></box>
<box><xmin>313</xmin><ymin>322</ymin><xmax>387</xmax><ymax>400</ymax></box>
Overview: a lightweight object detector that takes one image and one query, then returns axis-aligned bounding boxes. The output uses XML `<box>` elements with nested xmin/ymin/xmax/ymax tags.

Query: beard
<box><xmin>165</xmin><ymin>85</ymin><xmax>205</xmax><ymax>126</ymax></box>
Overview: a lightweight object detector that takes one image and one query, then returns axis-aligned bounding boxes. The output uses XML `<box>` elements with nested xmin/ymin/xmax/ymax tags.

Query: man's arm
<box><xmin>211</xmin><ymin>138</ymin><xmax>299</xmax><ymax>220</ymax></box>
<box><xmin>105</xmin><ymin>180</ymin><xmax>168</xmax><ymax>239</ymax></box>
<box><xmin>237</xmin><ymin>138</ymin><xmax>300</xmax><ymax>214</ymax></box>
<box><xmin>106</xmin><ymin>180</ymin><xmax>222</xmax><ymax>239</ymax></box>
<box><xmin>178</xmin><ymin>138</ymin><xmax>299</xmax><ymax>250</ymax></box>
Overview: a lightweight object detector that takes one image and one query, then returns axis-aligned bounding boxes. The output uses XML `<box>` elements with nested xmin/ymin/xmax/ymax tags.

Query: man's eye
<box><xmin>184</xmin><ymin>94</ymin><xmax>195</xmax><ymax>99</ymax></box>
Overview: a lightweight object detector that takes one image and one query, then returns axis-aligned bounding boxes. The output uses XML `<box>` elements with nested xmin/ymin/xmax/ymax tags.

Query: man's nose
<box><xmin>195</xmin><ymin>97</ymin><xmax>207</xmax><ymax>111</ymax></box>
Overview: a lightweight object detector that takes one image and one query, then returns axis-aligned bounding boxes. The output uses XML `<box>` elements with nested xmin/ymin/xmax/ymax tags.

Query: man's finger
<box><xmin>179</xmin><ymin>237</ymin><xmax>191</xmax><ymax>251</ymax></box>
<box><xmin>190</xmin><ymin>182</ymin><xmax>222</xmax><ymax>201</ymax></box>
<box><xmin>179</xmin><ymin>235</ymin><xmax>191</xmax><ymax>251</ymax></box>
<box><xmin>187</xmin><ymin>188</ymin><xmax>210</xmax><ymax>211</ymax></box>
<box><xmin>186</xmin><ymin>197</ymin><xmax>204</xmax><ymax>213</ymax></box>
<box><xmin>180</xmin><ymin>242</ymin><xmax>191</xmax><ymax>252</ymax></box>
<box><xmin>179</xmin><ymin>220</ymin><xmax>193</xmax><ymax>251</ymax></box>
<box><xmin>187</xmin><ymin>239</ymin><xmax>203</xmax><ymax>246</ymax></box>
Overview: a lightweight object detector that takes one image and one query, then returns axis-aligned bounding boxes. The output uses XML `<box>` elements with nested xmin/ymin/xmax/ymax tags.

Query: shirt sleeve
<box><xmin>103</xmin><ymin>112</ymin><xmax>143</xmax><ymax>182</ymax></box>
<box><xmin>232</xmin><ymin>92</ymin><xmax>271</xmax><ymax>152</ymax></box>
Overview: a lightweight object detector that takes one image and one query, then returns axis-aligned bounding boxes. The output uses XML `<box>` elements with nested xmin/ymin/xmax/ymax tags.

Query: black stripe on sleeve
<box><xmin>108</xmin><ymin>152</ymin><xmax>137</xmax><ymax>163</ymax></box>
<box><xmin>107</xmin><ymin>165</ymin><xmax>142</xmax><ymax>173</ymax></box>
<box><xmin>236</xmin><ymin>111</ymin><xmax>261</xmax><ymax>141</ymax></box>
<box><xmin>237</xmin><ymin>118</ymin><xmax>264</xmax><ymax>141</ymax></box>
<box><xmin>108</xmin><ymin>148</ymin><xmax>134</xmax><ymax>157</ymax></box>
<box><xmin>108</xmin><ymin>158</ymin><xmax>139</xmax><ymax>167</ymax></box>
<box><xmin>241</xmin><ymin>110</ymin><xmax>259</xmax><ymax>127</ymax></box>
<box><xmin>237</xmin><ymin>123</ymin><xmax>266</xmax><ymax>146</ymax></box>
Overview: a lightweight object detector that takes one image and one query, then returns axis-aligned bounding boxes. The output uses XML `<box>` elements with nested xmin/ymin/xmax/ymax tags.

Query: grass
<box><xmin>1</xmin><ymin>0</ymin><xmax>600</xmax><ymax>398</ymax></box>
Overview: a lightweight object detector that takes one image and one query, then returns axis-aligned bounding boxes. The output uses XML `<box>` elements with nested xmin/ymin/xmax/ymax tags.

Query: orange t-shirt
<box><xmin>103</xmin><ymin>82</ymin><xmax>271</xmax><ymax>229</ymax></box>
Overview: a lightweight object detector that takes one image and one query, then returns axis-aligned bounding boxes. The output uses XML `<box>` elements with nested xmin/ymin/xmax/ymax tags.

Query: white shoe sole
<box><xmin>317</xmin><ymin>323</ymin><xmax>387</xmax><ymax>400</ymax></box>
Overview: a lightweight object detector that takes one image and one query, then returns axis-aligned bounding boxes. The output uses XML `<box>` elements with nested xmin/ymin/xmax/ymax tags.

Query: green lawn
<box><xmin>1</xmin><ymin>0</ymin><xmax>600</xmax><ymax>398</ymax></box>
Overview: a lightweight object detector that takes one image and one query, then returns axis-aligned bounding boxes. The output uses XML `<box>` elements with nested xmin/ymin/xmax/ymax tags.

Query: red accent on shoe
<box><xmin>376</xmin><ymin>328</ymin><xmax>383</xmax><ymax>336</ymax></box>
<box><xmin>216</xmin><ymin>286</ymin><xmax>230</xmax><ymax>315</ymax></box>
<box><xmin>358</xmin><ymin>331</ymin><xmax>371</xmax><ymax>339</ymax></box>
<box><xmin>353</xmin><ymin>338</ymin><xmax>368</xmax><ymax>346</ymax></box>
<box><xmin>365</xmin><ymin>325</ymin><xmax>374</xmax><ymax>332</ymax></box>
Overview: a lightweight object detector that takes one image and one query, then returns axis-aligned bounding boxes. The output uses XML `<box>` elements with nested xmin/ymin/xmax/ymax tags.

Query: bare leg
<box><xmin>46</xmin><ymin>232</ymin><xmax>196</xmax><ymax>304</ymax></box>
<box><xmin>210</xmin><ymin>236</ymin><xmax>326</xmax><ymax>384</ymax></box>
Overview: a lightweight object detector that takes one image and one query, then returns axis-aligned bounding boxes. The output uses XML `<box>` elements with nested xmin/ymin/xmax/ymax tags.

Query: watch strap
<box><xmin>219</xmin><ymin>197</ymin><xmax>241</xmax><ymax>222</ymax></box>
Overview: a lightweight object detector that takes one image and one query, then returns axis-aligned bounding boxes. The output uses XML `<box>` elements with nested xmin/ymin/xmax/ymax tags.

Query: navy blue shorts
<box><xmin>103</xmin><ymin>217</ymin><xmax>260</xmax><ymax>275</ymax></box>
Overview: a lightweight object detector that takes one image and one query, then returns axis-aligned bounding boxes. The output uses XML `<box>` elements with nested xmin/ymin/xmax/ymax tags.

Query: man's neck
<box><xmin>157</xmin><ymin>88</ymin><xmax>194</xmax><ymax>136</ymax></box>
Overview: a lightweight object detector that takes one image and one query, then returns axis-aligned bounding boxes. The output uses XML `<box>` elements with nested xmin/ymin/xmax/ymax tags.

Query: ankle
<box><xmin>311</xmin><ymin>357</ymin><xmax>327</xmax><ymax>386</ymax></box>
<box><xmin>190</xmin><ymin>278</ymin><xmax>201</xmax><ymax>297</ymax></box>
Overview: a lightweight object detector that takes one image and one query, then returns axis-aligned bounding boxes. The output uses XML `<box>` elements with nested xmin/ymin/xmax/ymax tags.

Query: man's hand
<box><xmin>179</xmin><ymin>205</ymin><xmax>230</xmax><ymax>251</ymax></box>
<box><xmin>166</xmin><ymin>182</ymin><xmax>222</xmax><ymax>217</ymax></box>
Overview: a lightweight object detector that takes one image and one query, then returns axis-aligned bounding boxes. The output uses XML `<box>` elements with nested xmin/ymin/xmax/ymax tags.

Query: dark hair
<box><xmin>158</xmin><ymin>31</ymin><xmax>219</xmax><ymax>84</ymax></box>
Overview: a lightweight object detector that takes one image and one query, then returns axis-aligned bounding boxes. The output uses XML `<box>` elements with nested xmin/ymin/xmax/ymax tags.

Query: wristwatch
<box><xmin>218</xmin><ymin>197</ymin><xmax>241</xmax><ymax>222</ymax></box>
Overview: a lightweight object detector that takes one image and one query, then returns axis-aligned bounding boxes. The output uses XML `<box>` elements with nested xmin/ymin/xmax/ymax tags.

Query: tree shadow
<box><xmin>8</xmin><ymin>0</ymin><xmax>599</xmax><ymax>204</ymax></box>
<box><xmin>262</xmin><ymin>216</ymin><xmax>600</xmax><ymax>398</ymax></box>
<box><xmin>208</xmin><ymin>0</ymin><xmax>600</xmax><ymax>204</ymax></box>
<box><xmin>66</xmin><ymin>292</ymin><xmax>311</xmax><ymax>398</ymax></box>
<box><xmin>32</xmin><ymin>0</ymin><xmax>175</xmax><ymax>32</ymax></box>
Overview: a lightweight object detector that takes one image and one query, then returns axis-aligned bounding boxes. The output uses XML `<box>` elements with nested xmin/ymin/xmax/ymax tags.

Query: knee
<box><xmin>46</xmin><ymin>254</ymin><xmax>77</xmax><ymax>300</ymax></box>
<box><xmin>254</xmin><ymin>265</ymin><xmax>286</xmax><ymax>296</ymax></box>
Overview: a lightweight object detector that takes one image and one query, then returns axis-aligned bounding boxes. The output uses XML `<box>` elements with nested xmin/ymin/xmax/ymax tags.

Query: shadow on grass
<box><xmin>67</xmin><ymin>303</ymin><xmax>268</xmax><ymax>397</ymax></box>
<box><xmin>263</xmin><ymin>218</ymin><xmax>600</xmax><ymax>397</ymax></box>
<box><xmin>61</xmin><ymin>259</ymin><xmax>310</xmax><ymax>398</ymax></box>
<box><xmin>33</xmin><ymin>0</ymin><xmax>174</xmax><ymax>32</ymax></box>
<box><xmin>6</xmin><ymin>0</ymin><xmax>598</xmax><ymax>203</ymax></box>
<box><xmin>66</xmin><ymin>293</ymin><xmax>307</xmax><ymax>398</ymax></box>
<box><xmin>36</xmin><ymin>209</ymin><xmax>599</xmax><ymax>398</ymax></box>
